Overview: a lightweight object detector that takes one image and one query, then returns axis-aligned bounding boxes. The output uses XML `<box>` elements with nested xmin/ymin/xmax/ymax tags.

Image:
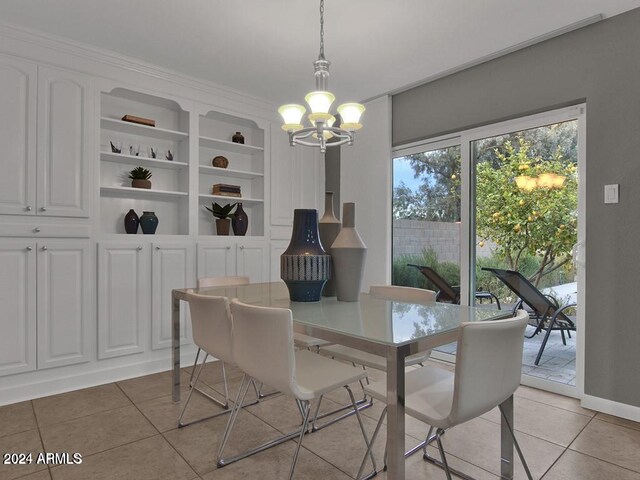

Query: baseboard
<box><xmin>0</xmin><ymin>350</ymin><xmax>200</xmax><ymax>406</ymax></box>
<box><xmin>582</xmin><ymin>394</ymin><xmax>640</xmax><ymax>422</ymax></box>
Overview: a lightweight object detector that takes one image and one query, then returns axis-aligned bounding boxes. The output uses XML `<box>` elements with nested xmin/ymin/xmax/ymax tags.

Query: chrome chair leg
<box><xmin>217</xmin><ymin>374</ymin><xmax>252</xmax><ymax>464</ymax></box>
<box><xmin>189</xmin><ymin>348</ymin><xmax>201</xmax><ymax>385</ymax></box>
<box><xmin>435</xmin><ymin>429</ymin><xmax>453</xmax><ymax>480</ymax></box>
<box><xmin>346</xmin><ymin>386</ymin><xmax>377</xmax><ymax>474</ymax></box>
<box><xmin>356</xmin><ymin>406</ymin><xmax>386</xmax><ymax>480</ymax></box>
<box><xmin>499</xmin><ymin>404</ymin><xmax>533</xmax><ymax>480</ymax></box>
<box><xmin>289</xmin><ymin>400</ymin><xmax>312</xmax><ymax>480</ymax></box>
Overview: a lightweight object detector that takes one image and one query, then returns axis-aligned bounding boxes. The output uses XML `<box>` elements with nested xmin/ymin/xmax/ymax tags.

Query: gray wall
<box><xmin>393</xmin><ymin>8</ymin><xmax>640</xmax><ymax>407</ymax></box>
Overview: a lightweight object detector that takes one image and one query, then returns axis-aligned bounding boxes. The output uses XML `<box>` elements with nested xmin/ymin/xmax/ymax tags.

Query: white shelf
<box><xmin>101</xmin><ymin>117</ymin><xmax>188</xmax><ymax>142</ymax></box>
<box><xmin>198</xmin><ymin>165</ymin><xmax>263</xmax><ymax>179</ymax></box>
<box><xmin>101</xmin><ymin>152</ymin><xmax>188</xmax><ymax>170</ymax></box>
<box><xmin>198</xmin><ymin>194</ymin><xmax>264</xmax><ymax>206</ymax></box>
<box><xmin>199</xmin><ymin>135</ymin><xmax>264</xmax><ymax>155</ymax></box>
<box><xmin>101</xmin><ymin>186</ymin><xmax>188</xmax><ymax>199</ymax></box>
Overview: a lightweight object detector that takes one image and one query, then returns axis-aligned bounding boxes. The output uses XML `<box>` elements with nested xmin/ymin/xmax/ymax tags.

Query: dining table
<box><xmin>171</xmin><ymin>281</ymin><xmax>515</xmax><ymax>480</ymax></box>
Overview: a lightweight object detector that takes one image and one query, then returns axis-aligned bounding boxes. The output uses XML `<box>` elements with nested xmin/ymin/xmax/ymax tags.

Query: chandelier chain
<box><xmin>319</xmin><ymin>0</ymin><xmax>325</xmax><ymax>60</ymax></box>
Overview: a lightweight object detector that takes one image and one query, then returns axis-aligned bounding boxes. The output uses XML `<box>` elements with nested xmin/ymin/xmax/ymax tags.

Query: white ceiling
<box><xmin>1</xmin><ymin>0</ymin><xmax>639</xmax><ymax>106</ymax></box>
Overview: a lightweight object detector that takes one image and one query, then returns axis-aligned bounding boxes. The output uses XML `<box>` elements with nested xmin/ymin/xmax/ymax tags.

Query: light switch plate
<box><xmin>604</xmin><ymin>184</ymin><xmax>619</xmax><ymax>204</ymax></box>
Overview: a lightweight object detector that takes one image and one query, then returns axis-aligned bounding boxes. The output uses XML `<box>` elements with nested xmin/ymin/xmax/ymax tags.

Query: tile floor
<box><xmin>2</xmin><ymin>359</ymin><xmax>639</xmax><ymax>480</ymax></box>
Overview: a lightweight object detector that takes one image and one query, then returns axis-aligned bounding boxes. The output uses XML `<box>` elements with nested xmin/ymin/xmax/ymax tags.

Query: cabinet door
<box><xmin>151</xmin><ymin>243</ymin><xmax>194</xmax><ymax>350</ymax></box>
<box><xmin>196</xmin><ymin>242</ymin><xmax>236</xmax><ymax>279</ymax></box>
<box><xmin>37</xmin><ymin>65</ymin><xmax>93</xmax><ymax>217</ymax></box>
<box><xmin>0</xmin><ymin>56</ymin><xmax>37</xmax><ymax>216</ymax></box>
<box><xmin>270</xmin><ymin>241</ymin><xmax>289</xmax><ymax>282</ymax></box>
<box><xmin>0</xmin><ymin>241</ymin><xmax>36</xmax><ymax>376</ymax></box>
<box><xmin>37</xmin><ymin>240</ymin><xmax>92</xmax><ymax>369</ymax></box>
<box><xmin>98</xmin><ymin>243</ymin><xmax>150</xmax><ymax>359</ymax></box>
<box><xmin>237</xmin><ymin>241</ymin><xmax>269</xmax><ymax>283</ymax></box>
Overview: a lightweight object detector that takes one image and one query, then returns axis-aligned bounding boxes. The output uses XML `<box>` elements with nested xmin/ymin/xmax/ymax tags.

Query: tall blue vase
<box><xmin>139</xmin><ymin>211</ymin><xmax>159</xmax><ymax>234</ymax></box>
<box><xmin>280</xmin><ymin>209</ymin><xmax>331</xmax><ymax>302</ymax></box>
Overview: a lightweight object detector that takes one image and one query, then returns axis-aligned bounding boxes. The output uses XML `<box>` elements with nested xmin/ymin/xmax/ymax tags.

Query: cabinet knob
<box><xmin>26</xmin><ymin>246</ymin><xmax>33</xmax><ymax>251</ymax></box>
<box><xmin>137</xmin><ymin>246</ymin><xmax>143</xmax><ymax>251</ymax></box>
<box><xmin>226</xmin><ymin>246</ymin><xmax>231</xmax><ymax>250</ymax></box>
<box><xmin>239</xmin><ymin>245</ymin><xmax>244</xmax><ymax>250</ymax></box>
<box><xmin>34</xmin><ymin>227</ymin><xmax>41</xmax><ymax>233</ymax></box>
<box><xmin>155</xmin><ymin>246</ymin><xmax>160</xmax><ymax>250</ymax></box>
<box><xmin>40</xmin><ymin>207</ymin><xmax>47</xmax><ymax>212</ymax></box>
<box><xmin>41</xmin><ymin>246</ymin><xmax>47</xmax><ymax>251</ymax></box>
<box><xmin>26</xmin><ymin>205</ymin><xmax>32</xmax><ymax>212</ymax></box>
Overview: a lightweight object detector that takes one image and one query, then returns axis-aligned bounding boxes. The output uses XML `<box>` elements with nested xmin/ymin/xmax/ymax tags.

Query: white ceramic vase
<box><xmin>331</xmin><ymin>202</ymin><xmax>366</xmax><ymax>302</ymax></box>
<box><xmin>319</xmin><ymin>192</ymin><xmax>341</xmax><ymax>297</ymax></box>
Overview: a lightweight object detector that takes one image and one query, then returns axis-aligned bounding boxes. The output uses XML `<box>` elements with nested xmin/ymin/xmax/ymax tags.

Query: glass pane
<box><xmin>473</xmin><ymin>120</ymin><xmax>578</xmax><ymax>385</ymax></box>
<box><xmin>391</xmin><ymin>145</ymin><xmax>461</xmax><ymax>355</ymax></box>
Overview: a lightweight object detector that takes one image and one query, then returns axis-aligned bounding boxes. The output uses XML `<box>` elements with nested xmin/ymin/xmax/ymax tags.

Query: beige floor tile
<box><xmin>440</xmin><ymin>416</ymin><xmax>564</xmax><ymax>479</ymax></box>
<box><xmin>137</xmin><ymin>392</ymin><xmax>229</xmax><ymax>433</ymax></box>
<box><xmin>0</xmin><ymin>430</ymin><xmax>47</xmax><ymax>480</ymax></box>
<box><xmin>32</xmin><ymin>384</ymin><xmax>130</xmax><ymax>426</ymax></box>
<box><xmin>200</xmin><ymin>443</ymin><xmax>352</xmax><ymax>480</ymax></box>
<box><xmin>543</xmin><ymin>449</ymin><xmax>640</xmax><ymax>480</ymax></box>
<box><xmin>163</xmin><ymin>409</ymin><xmax>283</xmax><ymax>476</ymax></box>
<box><xmin>0</xmin><ymin>401</ymin><xmax>36</xmax><ymax>438</ymax></box>
<box><xmin>12</xmin><ymin>470</ymin><xmax>52</xmax><ymax>480</ymax></box>
<box><xmin>515</xmin><ymin>385</ymin><xmax>595</xmax><ymax>417</ymax></box>
<box><xmin>570</xmin><ymin>418</ymin><xmax>640</xmax><ymax>473</ymax></box>
<box><xmin>49</xmin><ymin>435</ymin><xmax>196</xmax><ymax>480</ymax></box>
<box><xmin>480</xmin><ymin>395</ymin><xmax>591</xmax><ymax>446</ymax></box>
<box><xmin>182</xmin><ymin>360</ymin><xmax>244</xmax><ymax>388</ymax></box>
<box><xmin>595</xmin><ymin>412</ymin><xmax>640</xmax><ymax>432</ymax></box>
<box><xmin>117</xmin><ymin>370</ymin><xmax>195</xmax><ymax>404</ymax></box>
<box><xmin>39</xmin><ymin>405</ymin><xmax>157</xmax><ymax>457</ymax></box>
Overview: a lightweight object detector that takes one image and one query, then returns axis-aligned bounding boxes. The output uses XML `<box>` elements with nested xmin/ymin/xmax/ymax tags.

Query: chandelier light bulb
<box><xmin>337</xmin><ymin>103</ymin><xmax>365</xmax><ymax>130</ymax></box>
<box><xmin>305</xmin><ymin>91</ymin><xmax>335</xmax><ymax>115</ymax></box>
<box><xmin>278</xmin><ymin>104</ymin><xmax>306</xmax><ymax>131</ymax></box>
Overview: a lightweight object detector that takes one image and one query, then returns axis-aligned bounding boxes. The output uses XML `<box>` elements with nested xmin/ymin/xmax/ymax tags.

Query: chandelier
<box><xmin>278</xmin><ymin>0</ymin><xmax>365</xmax><ymax>153</ymax></box>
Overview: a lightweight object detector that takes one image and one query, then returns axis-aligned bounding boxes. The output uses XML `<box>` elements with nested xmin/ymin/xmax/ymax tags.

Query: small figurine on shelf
<box><xmin>232</xmin><ymin>131</ymin><xmax>245</xmax><ymax>144</ymax></box>
<box><xmin>166</xmin><ymin>149</ymin><xmax>174</xmax><ymax>161</ymax></box>
<box><xmin>205</xmin><ymin>202</ymin><xmax>236</xmax><ymax>235</ymax></box>
<box><xmin>147</xmin><ymin>146</ymin><xmax>157</xmax><ymax>159</ymax></box>
<box><xmin>128</xmin><ymin>166</ymin><xmax>152</xmax><ymax>189</ymax></box>
<box><xmin>129</xmin><ymin>144</ymin><xmax>140</xmax><ymax>156</ymax></box>
<box><xmin>110</xmin><ymin>141</ymin><xmax>122</xmax><ymax>153</ymax></box>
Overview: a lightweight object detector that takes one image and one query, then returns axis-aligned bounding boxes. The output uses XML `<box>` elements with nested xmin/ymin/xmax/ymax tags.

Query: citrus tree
<box><xmin>476</xmin><ymin>137</ymin><xmax>577</xmax><ymax>286</ymax></box>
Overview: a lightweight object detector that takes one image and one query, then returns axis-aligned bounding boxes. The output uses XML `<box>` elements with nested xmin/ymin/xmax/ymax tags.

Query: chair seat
<box><xmin>364</xmin><ymin>365</ymin><xmax>455</xmax><ymax>429</ymax></box>
<box><xmin>294</xmin><ymin>349</ymin><xmax>368</xmax><ymax>400</ymax></box>
<box><xmin>319</xmin><ymin>344</ymin><xmax>429</xmax><ymax>371</ymax></box>
<box><xmin>293</xmin><ymin>332</ymin><xmax>332</xmax><ymax>348</ymax></box>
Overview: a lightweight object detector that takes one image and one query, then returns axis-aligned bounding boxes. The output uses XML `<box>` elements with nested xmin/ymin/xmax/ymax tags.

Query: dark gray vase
<box><xmin>232</xmin><ymin>203</ymin><xmax>248</xmax><ymax>236</ymax></box>
<box><xmin>280</xmin><ymin>209</ymin><xmax>331</xmax><ymax>302</ymax></box>
<box><xmin>331</xmin><ymin>203</ymin><xmax>366</xmax><ymax>302</ymax></box>
<box><xmin>319</xmin><ymin>192</ymin><xmax>341</xmax><ymax>297</ymax></box>
<box><xmin>124</xmin><ymin>209</ymin><xmax>139</xmax><ymax>234</ymax></box>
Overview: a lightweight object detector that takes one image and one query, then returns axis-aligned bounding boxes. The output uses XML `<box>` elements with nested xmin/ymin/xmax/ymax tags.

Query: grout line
<box><xmin>30</xmin><ymin>400</ymin><xmax>53</xmax><ymax>480</ymax></box>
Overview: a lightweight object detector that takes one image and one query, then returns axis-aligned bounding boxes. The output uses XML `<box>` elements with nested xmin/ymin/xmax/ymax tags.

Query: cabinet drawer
<box><xmin>0</xmin><ymin>222</ymin><xmax>90</xmax><ymax>238</ymax></box>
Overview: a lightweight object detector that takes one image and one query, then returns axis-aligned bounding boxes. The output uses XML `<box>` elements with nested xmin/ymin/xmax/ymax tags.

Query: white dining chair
<box><xmin>179</xmin><ymin>292</ymin><xmax>237</xmax><ymax>427</ymax></box>
<box><xmin>217</xmin><ymin>299</ymin><xmax>376</xmax><ymax>479</ymax></box>
<box><xmin>356</xmin><ymin>309</ymin><xmax>532</xmax><ymax>480</ymax></box>
<box><xmin>184</xmin><ymin>276</ymin><xmax>251</xmax><ymax>404</ymax></box>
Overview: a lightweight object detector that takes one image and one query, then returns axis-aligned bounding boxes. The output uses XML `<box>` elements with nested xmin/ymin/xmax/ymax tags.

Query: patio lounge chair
<box><xmin>482</xmin><ymin>267</ymin><xmax>576</xmax><ymax>365</ymax></box>
<box><xmin>407</xmin><ymin>264</ymin><xmax>501</xmax><ymax>309</ymax></box>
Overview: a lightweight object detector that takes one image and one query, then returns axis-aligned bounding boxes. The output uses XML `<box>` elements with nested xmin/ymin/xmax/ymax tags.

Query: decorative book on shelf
<box><xmin>212</xmin><ymin>184</ymin><xmax>241</xmax><ymax>197</ymax></box>
<box><xmin>121</xmin><ymin>114</ymin><xmax>156</xmax><ymax>127</ymax></box>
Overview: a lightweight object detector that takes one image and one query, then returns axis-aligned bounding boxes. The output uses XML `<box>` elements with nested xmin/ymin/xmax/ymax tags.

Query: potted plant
<box><xmin>129</xmin><ymin>166</ymin><xmax>152</xmax><ymax>189</ymax></box>
<box><xmin>205</xmin><ymin>202</ymin><xmax>236</xmax><ymax>235</ymax></box>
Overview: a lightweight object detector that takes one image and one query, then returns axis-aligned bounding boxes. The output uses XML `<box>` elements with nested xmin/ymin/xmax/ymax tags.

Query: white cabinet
<box><xmin>197</xmin><ymin>240</ymin><xmax>268</xmax><ymax>283</ymax></box>
<box><xmin>98</xmin><ymin>243</ymin><xmax>150</xmax><ymax>359</ymax></box>
<box><xmin>36</xmin><ymin>240</ymin><xmax>93</xmax><ymax>369</ymax></box>
<box><xmin>0</xmin><ymin>56</ymin><xmax>37</xmax><ymax>216</ymax></box>
<box><xmin>270</xmin><ymin>241</ymin><xmax>289</xmax><ymax>282</ymax></box>
<box><xmin>0</xmin><ymin>239</ymin><xmax>92</xmax><ymax>376</ymax></box>
<box><xmin>151</xmin><ymin>242</ymin><xmax>194</xmax><ymax>350</ymax></box>
<box><xmin>0</xmin><ymin>60</ymin><xmax>92</xmax><ymax>218</ymax></box>
<box><xmin>0</xmin><ymin>241</ymin><xmax>36</xmax><ymax>375</ymax></box>
<box><xmin>37</xmin><ymin>66</ymin><xmax>93</xmax><ymax>217</ymax></box>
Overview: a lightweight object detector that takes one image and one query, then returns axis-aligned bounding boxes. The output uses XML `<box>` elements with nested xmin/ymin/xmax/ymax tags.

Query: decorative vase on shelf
<box><xmin>216</xmin><ymin>218</ymin><xmax>231</xmax><ymax>235</ymax></box>
<box><xmin>232</xmin><ymin>203</ymin><xmax>248</xmax><ymax>236</ymax></box>
<box><xmin>319</xmin><ymin>192</ymin><xmax>341</xmax><ymax>297</ymax></box>
<box><xmin>280</xmin><ymin>209</ymin><xmax>331</xmax><ymax>302</ymax></box>
<box><xmin>331</xmin><ymin>203</ymin><xmax>367</xmax><ymax>302</ymax></box>
<box><xmin>139</xmin><ymin>211</ymin><xmax>159</xmax><ymax>234</ymax></box>
<box><xmin>124</xmin><ymin>209</ymin><xmax>139</xmax><ymax>234</ymax></box>
<box><xmin>232</xmin><ymin>131</ymin><xmax>245</xmax><ymax>144</ymax></box>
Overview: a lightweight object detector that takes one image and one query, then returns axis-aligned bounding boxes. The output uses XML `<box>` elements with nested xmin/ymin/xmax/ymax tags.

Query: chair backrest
<box><xmin>482</xmin><ymin>267</ymin><xmax>573</xmax><ymax>325</ymax></box>
<box><xmin>230</xmin><ymin>299</ymin><xmax>308</xmax><ymax>400</ymax></box>
<box><xmin>449</xmin><ymin>309</ymin><xmax>528</xmax><ymax>426</ymax></box>
<box><xmin>198</xmin><ymin>276</ymin><xmax>250</xmax><ymax>289</ymax></box>
<box><xmin>369</xmin><ymin>284</ymin><xmax>436</xmax><ymax>303</ymax></box>
<box><xmin>186</xmin><ymin>292</ymin><xmax>234</xmax><ymax>365</ymax></box>
<box><xmin>406</xmin><ymin>264</ymin><xmax>459</xmax><ymax>303</ymax></box>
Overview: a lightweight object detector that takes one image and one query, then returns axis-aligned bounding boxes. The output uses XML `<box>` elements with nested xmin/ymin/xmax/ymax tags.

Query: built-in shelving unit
<box><xmin>198</xmin><ymin>165</ymin><xmax>263</xmax><ymax>180</ymax></box>
<box><xmin>101</xmin><ymin>117</ymin><xmax>188</xmax><ymax>142</ymax></box>
<box><xmin>101</xmin><ymin>152</ymin><xmax>188</xmax><ymax>170</ymax></box>
<box><xmin>101</xmin><ymin>186</ymin><xmax>188</xmax><ymax>199</ymax></box>
<box><xmin>199</xmin><ymin>135</ymin><xmax>264</xmax><ymax>155</ymax></box>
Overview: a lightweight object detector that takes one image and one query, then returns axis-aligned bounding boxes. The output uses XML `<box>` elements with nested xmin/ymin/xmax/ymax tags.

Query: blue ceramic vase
<box><xmin>280</xmin><ymin>209</ymin><xmax>331</xmax><ymax>302</ymax></box>
<box><xmin>139</xmin><ymin>211</ymin><xmax>159</xmax><ymax>234</ymax></box>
